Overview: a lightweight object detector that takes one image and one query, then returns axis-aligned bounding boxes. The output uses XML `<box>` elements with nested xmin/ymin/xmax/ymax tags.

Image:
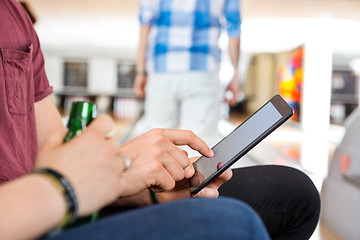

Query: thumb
<box><xmin>87</xmin><ymin>115</ymin><xmax>115</xmax><ymax>137</ymax></box>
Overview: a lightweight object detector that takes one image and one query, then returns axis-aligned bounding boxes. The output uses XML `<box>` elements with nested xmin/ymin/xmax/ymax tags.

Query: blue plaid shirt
<box><xmin>139</xmin><ymin>0</ymin><xmax>241</xmax><ymax>73</ymax></box>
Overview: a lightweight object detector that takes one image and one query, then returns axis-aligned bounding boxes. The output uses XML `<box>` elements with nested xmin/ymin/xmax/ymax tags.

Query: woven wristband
<box><xmin>149</xmin><ymin>189</ymin><xmax>158</xmax><ymax>204</ymax></box>
<box><xmin>32</xmin><ymin>168</ymin><xmax>79</xmax><ymax>229</ymax></box>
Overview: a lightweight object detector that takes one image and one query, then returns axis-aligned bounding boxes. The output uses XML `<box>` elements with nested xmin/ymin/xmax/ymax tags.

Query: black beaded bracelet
<box><xmin>32</xmin><ymin>168</ymin><xmax>79</xmax><ymax>229</ymax></box>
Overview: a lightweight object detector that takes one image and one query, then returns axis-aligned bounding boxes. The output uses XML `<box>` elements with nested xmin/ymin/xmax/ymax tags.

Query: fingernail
<box><xmin>184</xmin><ymin>165</ymin><xmax>195</xmax><ymax>178</ymax></box>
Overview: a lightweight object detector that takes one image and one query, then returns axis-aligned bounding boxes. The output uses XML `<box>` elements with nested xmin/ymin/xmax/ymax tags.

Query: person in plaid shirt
<box><xmin>134</xmin><ymin>0</ymin><xmax>241</xmax><ymax>148</ymax></box>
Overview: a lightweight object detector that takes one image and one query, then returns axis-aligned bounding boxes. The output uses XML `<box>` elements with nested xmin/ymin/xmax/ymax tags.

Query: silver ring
<box><xmin>122</xmin><ymin>156</ymin><xmax>132</xmax><ymax>170</ymax></box>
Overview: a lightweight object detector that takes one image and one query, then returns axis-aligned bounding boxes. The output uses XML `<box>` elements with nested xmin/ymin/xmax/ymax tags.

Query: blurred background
<box><xmin>22</xmin><ymin>0</ymin><xmax>360</xmax><ymax>239</ymax></box>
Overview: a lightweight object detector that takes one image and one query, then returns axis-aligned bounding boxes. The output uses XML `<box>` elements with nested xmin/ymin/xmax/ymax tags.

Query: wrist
<box><xmin>136</xmin><ymin>69</ymin><xmax>147</xmax><ymax>76</ymax></box>
<box><xmin>27</xmin><ymin>174</ymin><xmax>67</xmax><ymax>229</ymax></box>
<box><xmin>31</xmin><ymin>168</ymin><xmax>79</xmax><ymax>229</ymax></box>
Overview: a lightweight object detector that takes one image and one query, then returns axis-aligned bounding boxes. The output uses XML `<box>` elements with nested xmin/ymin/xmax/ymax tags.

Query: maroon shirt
<box><xmin>0</xmin><ymin>0</ymin><xmax>53</xmax><ymax>183</ymax></box>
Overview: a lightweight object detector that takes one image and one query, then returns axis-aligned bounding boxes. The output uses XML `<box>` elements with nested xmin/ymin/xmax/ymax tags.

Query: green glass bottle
<box><xmin>64</xmin><ymin>101</ymin><xmax>98</xmax><ymax>142</ymax></box>
<box><xmin>63</xmin><ymin>101</ymin><xmax>98</xmax><ymax>227</ymax></box>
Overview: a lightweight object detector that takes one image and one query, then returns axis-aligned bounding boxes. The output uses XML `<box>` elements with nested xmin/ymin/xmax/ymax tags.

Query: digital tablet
<box><xmin>190</xmin><ymin>94</ymin><xmax>294</xmax><ymax>195</ymax></box>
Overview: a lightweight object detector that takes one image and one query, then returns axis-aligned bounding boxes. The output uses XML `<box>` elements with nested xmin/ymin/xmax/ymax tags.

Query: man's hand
<box><xmin>225</xmin><ymin>75</ymin><xmax>239</xmax><ymax>107</ymax></box>
<box><xmin>35</xmin><ymin>115</ymin><xmax>126</xmax><ymax>216</ymax></box>
<box><xmin>115</xmin><ymin>147</ymin><xmax>232</xmax><ymax>206</ymax></box>
<box><xmin>155</xmin><ymin>157</ymin><xmax>233</xmax><ymax>202</ymax></box>
<box><xmin>116</xmin><ymin>129</ymin><xmax>213</xmax><ymax>197</ymax></box>
<box><xmin>134</xmin><ymin>73</ymin><xmax>147</xmax><ymax>98</ymax></box>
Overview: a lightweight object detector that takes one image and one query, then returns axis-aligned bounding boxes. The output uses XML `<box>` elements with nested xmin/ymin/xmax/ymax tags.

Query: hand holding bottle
<box><xmin>35</xmin><ymin>115</ymin><xmax>126</xmax><ymax>216</ymax></box>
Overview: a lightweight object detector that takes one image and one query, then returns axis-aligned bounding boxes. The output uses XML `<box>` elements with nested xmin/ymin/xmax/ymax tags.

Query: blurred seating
<box><xmin>321</xmin><ymin>108</ymin><xmax>360</xmax><ymax>240</ymax></box>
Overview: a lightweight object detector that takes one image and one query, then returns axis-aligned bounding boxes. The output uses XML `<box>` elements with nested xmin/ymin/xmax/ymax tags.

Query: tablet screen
<box><xmin>190</xmin><ymin>102</ymin><xmax>283</xmax><ymax>190</ymax></box>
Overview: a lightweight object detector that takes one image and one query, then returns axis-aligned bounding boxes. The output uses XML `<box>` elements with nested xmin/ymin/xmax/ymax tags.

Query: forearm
<box><xmin>228</xmin><ymin>37</ymin><xmax>241</xmax><ymax>79</ymax></box>
<box><xmin>136</xmin><ymin>25</ymin><xmax>151</xmax><ymax>72</ymax></box>
<box><xmin>0</xmin><ymin>175</ymin><xmax>65</xmax><ymax>240</ymax></box>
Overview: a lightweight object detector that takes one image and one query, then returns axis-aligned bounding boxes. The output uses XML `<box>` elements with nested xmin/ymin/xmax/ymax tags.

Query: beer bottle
<box><xmin>64</xmin><ymin>101</ymin><xmax>97</xmax><ymax>142</ymax></box>
<box><xmin>63</xmin><ymin>101</ymin><xmax>98</xmax><ymax>227</ymax></box>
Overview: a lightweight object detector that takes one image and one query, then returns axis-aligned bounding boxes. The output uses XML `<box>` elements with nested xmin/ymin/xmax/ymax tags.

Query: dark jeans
<box><xmin>43</xmin><ymin>197</ymin><xmax>270</xmax><ymax>240</ymax></box>
<box><xmin>44</xmin><ymin>165</ymin><xmax>320</xmax><ymax>240</ymax></box>
<box><xmin>219</xmin><ymin>165</ymin><xmax>321</xmax><ymax>240</ymax></box>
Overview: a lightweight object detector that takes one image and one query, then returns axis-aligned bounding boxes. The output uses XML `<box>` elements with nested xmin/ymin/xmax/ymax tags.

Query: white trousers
<box><xmin>144</xmin><ymin>72</ymin><xmax>223</xmax><ymax>149</ymax></box>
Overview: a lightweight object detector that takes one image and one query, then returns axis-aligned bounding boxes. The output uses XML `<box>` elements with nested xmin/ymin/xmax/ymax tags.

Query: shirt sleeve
<box><xmin>224</xmin><ymin>0</ymin><xmax>241</xmax><ymax>37</ymax></box>
<box><xmin>138</xmin><ymin>0</ymin><xmax>158</xmax><ymax>25</ymax></box>
<box><xmin>15</xmin><ymin>2</ymin><xmax>53</xmax><ymax>102</ymax></box>
<box><xmin>32</xmin><ymin>33</ymin><xmax>53</xmax><ymax>102</ymax></box>
<box><xmin>24</xmin><ymin>10</ymin><xmax>53</xmax><ymax>102</ymax></box>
